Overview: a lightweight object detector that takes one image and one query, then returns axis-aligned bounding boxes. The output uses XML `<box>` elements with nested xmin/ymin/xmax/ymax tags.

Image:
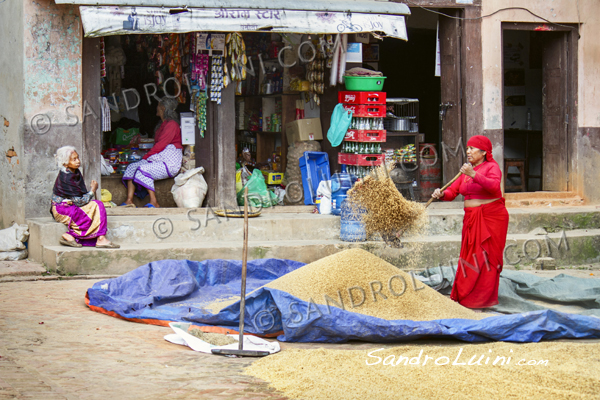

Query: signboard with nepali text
<box><xmin>79</xmin><ymin>6</ymin><xmax>408</xmax><ymax>40</ymax></box>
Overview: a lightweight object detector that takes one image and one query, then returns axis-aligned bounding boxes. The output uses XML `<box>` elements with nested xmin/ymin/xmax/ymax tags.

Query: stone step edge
<box><xmin>42</xmin><ymin>228</ymin><xmax>600</xmax><ymax>252</ymax></box>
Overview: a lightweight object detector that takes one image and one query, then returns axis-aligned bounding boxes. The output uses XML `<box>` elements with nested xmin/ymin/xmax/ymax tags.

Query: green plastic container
<box><xmin>343</xmin><ymin>76</ymin><xmax>387</xmax><ymax>91</ymax></box>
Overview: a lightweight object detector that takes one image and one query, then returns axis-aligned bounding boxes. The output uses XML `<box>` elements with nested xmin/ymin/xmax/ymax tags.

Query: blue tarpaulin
<box><xmin>86</xmin><ymin>259</ymin><xmax>600</xmax><ymax>343</ymax></box>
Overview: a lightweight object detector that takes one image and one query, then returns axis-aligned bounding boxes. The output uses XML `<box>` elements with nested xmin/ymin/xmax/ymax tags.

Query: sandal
<box><xmin>96</xmin><ymin>242</ymin><xmax>120</xmax><ymax>249</ymax></box>
<box><xmin>144</xmin><ymin>203</ymin><xmax>156</xmax><ymax>208</ymax></box>
<box><xmin>59</xmin><ymin>237</ymin><xmax>82</xmax><ymax>248</ymax></box>
<box><xmin>118</xmin><ymin>203</ymin><xmax>136</xmax><ymax>208</ymax></box>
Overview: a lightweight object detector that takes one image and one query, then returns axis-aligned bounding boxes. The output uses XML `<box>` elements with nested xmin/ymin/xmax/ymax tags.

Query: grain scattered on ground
<box><xmin>266</xmin><ymin>249</ymin><xmax>485</xmax><ymax>321</ymax></box>
<box><xmin>244</xmin><ymin>341</ymin><xmax>600</xmax><ymax>400</ymax></box>
<box><xmin>188</xmin><ymin>329</ymin><xmax>237</xmax><ymax>346</ymax></box>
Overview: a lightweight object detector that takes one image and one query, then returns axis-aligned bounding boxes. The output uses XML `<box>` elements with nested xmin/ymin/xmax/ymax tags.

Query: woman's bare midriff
<box><xmin>464</xmin><ymin>198</ymin><xmax>500</xmax><ymax>208</ymax></box>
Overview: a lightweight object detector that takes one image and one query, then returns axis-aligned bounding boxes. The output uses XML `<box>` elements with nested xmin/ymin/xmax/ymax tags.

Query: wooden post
<box><xmin>82</xmin><ymin>37</ymin><xmax>102</xmax><ymax>194</ymax></box>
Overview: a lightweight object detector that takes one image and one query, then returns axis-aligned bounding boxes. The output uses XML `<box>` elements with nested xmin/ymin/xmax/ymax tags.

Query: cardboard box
<box><xmin>285</xmin><ymin>118</ymin><xmax>323</xmax><ymax>143</ymax></box>
<box><xmin>262</xmin><ymin>171</ymin><xmax>284</xmax><ymax>185</ymax></box>
<box><xmin>180</xmin><ymin>112</ymin><xmax>196</xmax><ymax>145</ymax></box>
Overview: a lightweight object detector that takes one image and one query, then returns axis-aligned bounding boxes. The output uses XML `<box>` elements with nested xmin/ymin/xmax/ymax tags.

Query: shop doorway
<box><xmin>502</xmin><ymin>25</ymin><xmax>577</xmax><ymax>192</ymax></box>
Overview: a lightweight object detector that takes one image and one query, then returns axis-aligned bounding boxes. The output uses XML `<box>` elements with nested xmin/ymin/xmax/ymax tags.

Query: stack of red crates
<box><xmin>337</xmin><ymin>91</ymin><xmax>387</xmax><ymax>169</ymax></box>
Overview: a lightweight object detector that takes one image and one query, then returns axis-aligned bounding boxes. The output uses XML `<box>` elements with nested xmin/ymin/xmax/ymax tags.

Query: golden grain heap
<box><xmin>188</xmin><ymin>329</ymin><xmax>237</xmax><ymax>346</ymax></box>
<box><xmin>266</xmin><ymin>248</ymin><xmax>484</xmax><ymax>321</ymax></box>
<box><xmin>244</xmin><ymin>342</ymin><xmax>600</xmax><ymax>400</ymax></box>
<box><xmin>347</xmin><ymin>166</ymin><xmax>427</xmax><ymax>238</ymax></box>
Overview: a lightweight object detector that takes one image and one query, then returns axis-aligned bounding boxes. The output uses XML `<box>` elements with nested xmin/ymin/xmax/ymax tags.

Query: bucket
<box><xmin>340</xmin><ymin>203</ymin><xmax>366</xmax><ymax>242</ymax></box>
<box><xmin>343</xmin><ymin>76</ymin><xmax>387</xmax><ymax>91</ymax></box>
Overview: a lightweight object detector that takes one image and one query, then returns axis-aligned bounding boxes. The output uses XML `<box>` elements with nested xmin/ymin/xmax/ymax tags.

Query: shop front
<box><xmin>55</xmin><ymin>0</ymin><xmax>422</xmax><ymax>210</ymax></box>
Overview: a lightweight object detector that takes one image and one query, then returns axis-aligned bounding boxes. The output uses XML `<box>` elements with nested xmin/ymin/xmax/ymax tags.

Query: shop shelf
<box><xmin>342</xmin><ymin>104</ymin><xmax>386</xmax><ymax>118</ymax></box>
<box><xmin>338</xmin><ymin>91</ymin><xmax>387</xmax><ymax>105</ymax></box>
<box><xmin>338</xmin><ymin>153</ymin><xmax>384</xmax><ymax>166</ymax></box>
<box><xmin>344</xmin><ymin>129</ymin><xmax>387</xmax><ymax>142</ymax></box>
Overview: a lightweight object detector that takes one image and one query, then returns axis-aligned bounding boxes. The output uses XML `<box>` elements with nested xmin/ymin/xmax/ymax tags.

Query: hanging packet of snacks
<box><xmin>100</xmin><ymin>37</ymin><xmax>106</xmax><ymax>78</ymax></box>
<box><xmin>192</xmin><ymin>87</ymin><xmax>208</xmax><ymax>138</ymax></box>
<box><xmin>210</xmin><ymin>55</ymin><xmax>224</xmax><ymax>104</ymax></box>
<box><xmin>225</xmin><ymin>32</ymin><xmax>248</xmax><ymax>95</ymax></box>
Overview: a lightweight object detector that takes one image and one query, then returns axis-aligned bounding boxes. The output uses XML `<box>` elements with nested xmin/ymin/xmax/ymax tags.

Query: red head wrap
<box><xmin>467</xmin><ymin>135</ymin><xmax>496</xmax><ymax>164</ymax></box>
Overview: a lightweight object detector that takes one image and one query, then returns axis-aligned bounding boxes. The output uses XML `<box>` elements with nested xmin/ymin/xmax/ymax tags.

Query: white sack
<box><xmin>171</xmin><ymin>167</ymin><xmax>208</xmax><ymax>208</ymax></box>
<box><xmin>0</xmin><ymin>250</ymin><xmax>28</xmax><ymax>261</ymax></box>
<box><xmin>0</xmin><ymin>223</ymin><xmax>29</xmax><ymax>252</ymax></box>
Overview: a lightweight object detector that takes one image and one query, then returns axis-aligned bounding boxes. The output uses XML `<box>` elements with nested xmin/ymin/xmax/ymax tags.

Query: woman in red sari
<box><xmin>431</xmin><ymin>135</ymin><xmax>509</xmax><ymax>309</ymax></box>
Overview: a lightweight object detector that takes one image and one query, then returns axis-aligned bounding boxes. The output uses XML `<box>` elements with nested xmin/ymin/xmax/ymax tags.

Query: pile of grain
<box><xmin>188</xmin><ymin>328</ymin><xmax>237</xmax><ymax>346</ymax></box>
<box><xmin>347</xmin><ymin>166</ymin><xmax>427</xmax><ymax>239</ymax></box>
<box><xmin>244</xmin><ymin>342</ymin><xmax>600</xmax><ymax>400</ymax></box>
<box><xmin>203</xmin><ymin>295</ymin><xmax>240</xmax><ymax>314</ymax></box>
<box><xmin>266</xmin><ymin>249</ymin><xmax>484</xmax><ymax>321</ymax></box>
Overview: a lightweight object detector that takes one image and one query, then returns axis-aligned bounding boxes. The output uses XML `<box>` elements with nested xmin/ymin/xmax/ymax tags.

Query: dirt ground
<box><xmin>0</xmin><ymin>275</ymin><xmax>599</xmax><ymax>400</ymax></box>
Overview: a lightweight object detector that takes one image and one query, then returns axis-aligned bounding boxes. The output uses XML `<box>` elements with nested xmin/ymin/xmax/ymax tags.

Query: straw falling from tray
<box><xmin>347</xmin><ymin>165</ymin><xmax>427</xmax><ymax>240</ymax></box>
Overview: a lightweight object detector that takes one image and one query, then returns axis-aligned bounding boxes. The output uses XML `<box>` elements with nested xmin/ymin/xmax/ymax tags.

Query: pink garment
<box><xmin>442</xmin><ymin>161</ymin><xmax>503</xmax><ymax>200</ymax></box>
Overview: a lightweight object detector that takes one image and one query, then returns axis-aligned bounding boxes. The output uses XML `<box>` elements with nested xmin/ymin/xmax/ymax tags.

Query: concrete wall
<box><xmin>0</xmin><ymin>0</ymin><xmax>25</xmax><ymax>228</ymax></box>
<box><xmin>23</xmin><ymin>0</ymin><xmax>84</xmax><ymax>220</ymax></box>
<box><xmin>0</xmin><ymin>0</ymin><xmax>84</xmax><ymax>227</ymax></box>
<box><xmin>482</xmin><ymin>0</ymin><xmax>600</xmax><ymax>203</ymax></box>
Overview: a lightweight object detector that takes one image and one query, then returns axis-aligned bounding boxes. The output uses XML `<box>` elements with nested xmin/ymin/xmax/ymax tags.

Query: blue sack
<box><xmin>327</xmin><ymin>104</ymin><xmax>353</xmax><ymax>147</ymax></box>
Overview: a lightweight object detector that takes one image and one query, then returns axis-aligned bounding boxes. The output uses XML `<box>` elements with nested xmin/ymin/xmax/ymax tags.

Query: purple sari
<box><xmin>51</xmin><ymin>200</ymin><xmax>108</xmax><ymax>247</ymax></box>
<box><xmin>51</xmin><ymin>168</ymin><xmax>107</xmax><ymax>246</ymax></box>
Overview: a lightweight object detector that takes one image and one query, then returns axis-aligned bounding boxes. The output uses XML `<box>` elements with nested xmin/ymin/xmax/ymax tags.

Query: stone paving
<box><xmin>1</xmin><ymin>265</ymin><xmax>600</xmax><ymax>399</ymax></box>
<box><xmin>0</xmin><ymin>277</ymin><xmax>389</xmax><ymax>400</ymax></box>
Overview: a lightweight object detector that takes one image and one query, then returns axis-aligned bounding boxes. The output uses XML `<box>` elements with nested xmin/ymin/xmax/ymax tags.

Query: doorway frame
<box><xmin>500</xmin><ymin>22</ymin><xmax>579</xmax><ymax>192</ymax></box>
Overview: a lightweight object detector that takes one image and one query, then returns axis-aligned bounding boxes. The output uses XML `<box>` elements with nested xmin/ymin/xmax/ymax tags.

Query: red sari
<box><xmin>441</xmin><ymin>151</ymin><xmax>509</xmax><ymax>308</ymax></box>
<box><xmin>450</xmin><ymin>199</ymin><xmax>509</xmax><ymax>308</ymax></box>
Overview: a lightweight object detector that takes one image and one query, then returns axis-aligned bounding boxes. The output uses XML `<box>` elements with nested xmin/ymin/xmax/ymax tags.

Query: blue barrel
<box><xmin>340</xmin><ymin>203</ymin><xmax>366</xmax><ymax>242</ymax></box>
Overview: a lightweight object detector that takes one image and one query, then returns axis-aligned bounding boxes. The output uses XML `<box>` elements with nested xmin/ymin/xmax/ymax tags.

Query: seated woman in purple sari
<box><xmin>51</xmin><ymin>146</ymin><xmax>119</xmax><ymax>248</ymax></box>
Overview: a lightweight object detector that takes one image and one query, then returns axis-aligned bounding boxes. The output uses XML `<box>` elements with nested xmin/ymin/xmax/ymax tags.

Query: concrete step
<box><xmin>505</xmin><ymin>192</ymin><xmax>585</xmax><ymax>208</ymax></box>
<box><xmin>28</xmin><ymin>206</ymin><xmax>600</xmax><ymax>248</ymax></box>
<box><xmin>27</xmin><ymin>206</ymin><xmax>600</xmax><ymax>264</ymax></box>
<box><xmin>41</xmin><ymin>229</ymin><xmax>600</xmax><ymax>275</ymax></box>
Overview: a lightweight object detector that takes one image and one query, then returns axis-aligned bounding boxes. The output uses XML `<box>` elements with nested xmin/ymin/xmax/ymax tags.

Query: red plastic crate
<box><xmin>342</xmin><ymin>104</ymin><xmax>386</xmax><ymax>118</ymax></box>
<box><xmin>338</xmin><ymin>91</ymin><xmax>386</xmax><ymax>105</ymax></box>
<box><xmin>338</xmin><ymin>153</ymin><xmax>384</xmax><ymax>166</ymax></box>
<box><xmin>344</xmin><ymin>129</ymin><xmax>387</xmax><ymax>142</ymax></box>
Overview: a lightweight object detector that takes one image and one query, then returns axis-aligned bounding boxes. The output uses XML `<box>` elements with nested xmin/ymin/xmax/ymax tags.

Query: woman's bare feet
<box><xmin>96</xmin><ymin>235</ymin><xmax>112</xmax><ymax>246</ymax></box>
<box><xmin>62</xmin><ymin>233</ymin><xmax>76</xmax><ymax>242</ymax></box>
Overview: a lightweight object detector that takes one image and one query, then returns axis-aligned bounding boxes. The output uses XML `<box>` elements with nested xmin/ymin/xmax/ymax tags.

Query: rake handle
<box><xmin>424</xmin><ymin>171</ymin><xmax>463</xmax><ymax>208</ymax></box>
<box><xmin>238</xmin><ymin>187</ymin><xmax>249</xmax><ymax>350</ymax></box>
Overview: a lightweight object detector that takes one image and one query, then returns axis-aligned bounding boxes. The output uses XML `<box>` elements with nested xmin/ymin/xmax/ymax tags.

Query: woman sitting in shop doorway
<box><xmin>51</xmin><ymin>146</ymin><xmax>119</xmax><ymax>248</ymax></box>
<box><xmin>121</xmin><ymin>97</ymin><xmax>183</xmax><ymax>208</ymax></box>
<box><xmin>431</xmin><ymin>135</ymin><xmax>508</xmax><ymax>310</ymax></box>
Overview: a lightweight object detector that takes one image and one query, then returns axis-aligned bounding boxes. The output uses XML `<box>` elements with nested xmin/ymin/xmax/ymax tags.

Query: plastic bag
<box><xmin>237</xmin><ymin>169</ymin><xmax>278</xmax><ymax>208</ymax></box>
<box><xmin>236</xmin><ymin>170</ymin><xmax>243</xmax><ymax>194</ymax></box>
<box><xmin>316</xmin><ymin>180</ymin><xmax>332</xmax><ymax>199</ymax></box>
<box><xmin>101</xmin><ymin>157</ymin><xmax>114</xmax><ymax>176</ymax></box>
<box><xmin>171</xmin><ymin>167</ymin><xmax>208</xmax><ymax>208</ymax></box>
<box><xmin>327</xmin><ymin>103</ymin><xmax>353</xmax><ymax>147</ymax></box>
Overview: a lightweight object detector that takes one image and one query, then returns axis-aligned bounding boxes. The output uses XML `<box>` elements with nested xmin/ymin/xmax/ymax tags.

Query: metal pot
<box><xmin>384</xmin><ymin>117</ymin><xmax>411</xmax><ymax>131</ymax></box>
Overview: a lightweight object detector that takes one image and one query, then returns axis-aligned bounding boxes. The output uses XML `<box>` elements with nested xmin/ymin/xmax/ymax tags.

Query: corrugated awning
<box><xmin>56</xmin><ymin>0</ymin><xmax>409</xmax><ymax>39</ymax></box>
